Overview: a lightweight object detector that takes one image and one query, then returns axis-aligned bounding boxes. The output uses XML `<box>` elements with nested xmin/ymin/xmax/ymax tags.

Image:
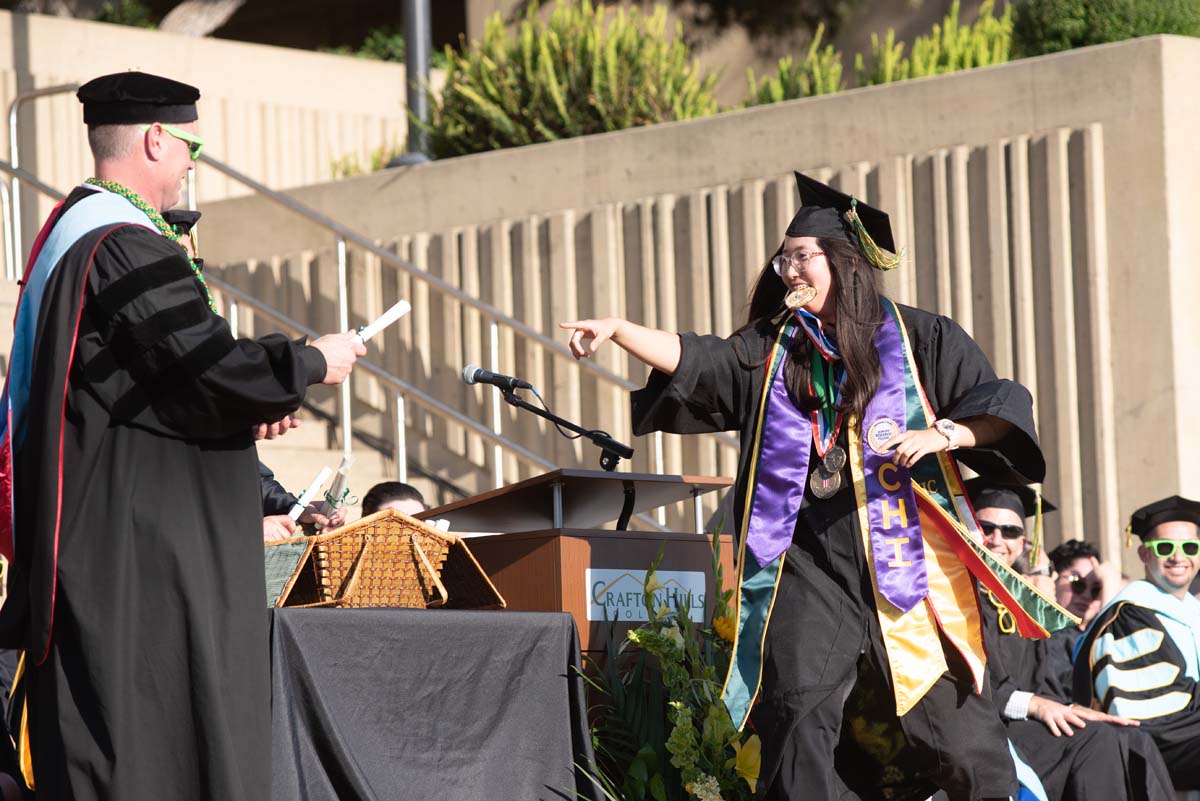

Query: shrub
<box><xmin>94</xmin><ymin>0</ymin><xmax>156</xmax><ymax>28</ymax></box>
<box><xmin>420</xmin><ymin>0</ymin><xmax>719</xmax><ymax>159</ymax></box>
<box><xmin>856</xmin><ymin>0</ymin><xmax>1013</xmax><ymax>86</ymax></box>
<box><xmin>745</xmin><ymin>24</ymin><xmax>845</xmax><ymax>105</ymax></box>
<box><xmin>1012</xmin><ymin>0</ymin><xmax>1200</xmax><ymax>57</ymax></box>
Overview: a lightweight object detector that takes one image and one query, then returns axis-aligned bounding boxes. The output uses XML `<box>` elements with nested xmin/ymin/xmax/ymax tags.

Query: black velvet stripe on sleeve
<box><xmin>108</xmin><ymin>297</ymin><xmax>214</xmax><ymax>366</ymax></box>
<box><xmin>89</xmin><ymin>256</ymin><xmax>192</xmax><ymax>331</ymax></box>
<box><xmin>110</xmin><ymin>334</ymin><xmax>237</xmax><ymax>420</ymax></box>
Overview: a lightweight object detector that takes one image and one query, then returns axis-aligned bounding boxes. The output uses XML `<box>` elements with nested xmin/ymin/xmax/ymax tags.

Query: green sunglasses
<box><xmin>141</xmin><ymin>123</ymin><xmax>204</xmax><ymax>160</ymax></box>
<box><xmin>1145</xmin><ymin>539</ymin><xmax>1200</xmax><ymax>558</ymax></box>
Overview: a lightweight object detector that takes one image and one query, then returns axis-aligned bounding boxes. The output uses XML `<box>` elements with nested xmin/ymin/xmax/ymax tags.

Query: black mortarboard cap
<box><xmin>787</xmin><ymin>172</ymin><xmax>897</xmax><ymax>264</ymax></box>
<box><xmin>965</xmin><ymin>478</ymin><xmax>1056</xmax><ymax>519</ymax></box>
<box><xmin>1128</xmin><ymin>495</ymin><xmax>1200</xmax><ymax>540</ymax></box>
<box><xmin>77</xmin><ymin>71</ymin><xmax>200</xmax><ymax>126</ymax></box>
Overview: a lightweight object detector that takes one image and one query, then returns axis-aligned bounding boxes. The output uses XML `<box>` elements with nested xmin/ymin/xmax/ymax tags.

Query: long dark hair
<box><xmin>743</xmin><ymin>236</ymin><xmax>884</xmax><ymax>423</ymax></box>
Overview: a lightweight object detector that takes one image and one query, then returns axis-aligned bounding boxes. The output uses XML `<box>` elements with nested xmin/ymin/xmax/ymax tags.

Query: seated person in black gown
<box><xmin>1041</xmin><ymin>540</ymin><xmax>1126</xmax><ymax>697</ymax></box>
<box><xmin>970</xmin><ymin>481</ymin><xmax>1174</xmax><ymax>801</ymax></box>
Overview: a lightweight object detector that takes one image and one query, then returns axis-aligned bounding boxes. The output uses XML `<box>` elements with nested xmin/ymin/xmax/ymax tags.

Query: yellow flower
<box><xmin>730</xmin><ymin>734</ymin><xmax>761</xmax><ymax>794</ymax></box>
<box><xmin>712</xmin><ymin>612</ymin><xmax>737</xmax><ymax>643</ymax></box>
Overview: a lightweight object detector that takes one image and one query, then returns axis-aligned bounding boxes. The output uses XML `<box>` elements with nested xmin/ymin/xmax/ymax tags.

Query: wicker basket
<box><xmin>269</xmin><ymin>509</ymin><xmax>505</xmax><ymax>610</ymax></box>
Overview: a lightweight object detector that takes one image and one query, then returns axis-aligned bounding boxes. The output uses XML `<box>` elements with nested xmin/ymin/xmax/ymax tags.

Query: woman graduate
<box><xmin>561</xmin><ymin>173</ymin><xmax>1075</xmax><ymax>801</ymax></box>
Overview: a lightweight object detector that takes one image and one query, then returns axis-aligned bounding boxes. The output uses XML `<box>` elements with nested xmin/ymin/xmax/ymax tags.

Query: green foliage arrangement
<box><xmin>583</xmin><ymin>535</ymin><xmax>759</xmax><ymax>801</ymax></box>
<box><xmin>419</xmin><ymin>0</ymin><xmax>719</xmax><ymax>159</ymax></box>
<box><xmin>1011</xmin><ymin>0</ymin><xmax>1200</xmax><ymax>57</ymax></box>
<box><xmin>745</xmin><ymin>24</ymin><xmax>845</xmax><ymax>106</ymax></box>
<box><xmin>856</xmin><ymin>0</ymin><xmax>1013</xmax><ymax>86</ymax></box>
<box><xmin>94</xmin><ymin>0</ymin><xmax>156</xmax><ymax>29</ymax></box>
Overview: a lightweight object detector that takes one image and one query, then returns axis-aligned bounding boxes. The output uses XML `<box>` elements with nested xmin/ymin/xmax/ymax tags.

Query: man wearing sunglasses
<box><xmin>0</xmin><ymin>71</ymin><xmax>366</xmax><ymax>801</ymax></box>
<box><xmin>967</xmin><ymin>481</ymin><xmax>1173</xmax><ymax>801</ymax></box>
<box><xmin>1074</xmin><ymin>495</ymin><xmax>1200</xmax><ymax>791</ymax></box>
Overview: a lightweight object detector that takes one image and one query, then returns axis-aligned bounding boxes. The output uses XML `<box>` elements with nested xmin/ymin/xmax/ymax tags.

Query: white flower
<box><xmin>664</xmin><ymin>625</ymin><xmax>685</xmax><ymax>651</ymax></box>
<box><xmin>685</xmin><ymin>774</ymin><xmax>723</xmax><ymax>801</ymax></box>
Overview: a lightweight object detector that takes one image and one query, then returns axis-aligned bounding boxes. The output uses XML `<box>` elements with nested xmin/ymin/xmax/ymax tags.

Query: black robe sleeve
<box><xmin>76</xmin><ymin>226</ymin><xmax>326</xmax><ymax>440</ymax></box>
<box><xmin>1038</xmin><ymin>626</ymin><xmax>1082</xmax><ymax>702</ymax></box>
<box><xmin>630</xmin><ymin>325</ymin><xmax>770</xmax><ymax>436</ymax></box>
<box><xmin>259</xmin><ymin>460</ymin><xmax>299</xmax><ymax>516</ymax></box>
<box><xmin>905</xmin><ymin>307</ymin><xmax>1044</xmax><ymax>484</ymax></box>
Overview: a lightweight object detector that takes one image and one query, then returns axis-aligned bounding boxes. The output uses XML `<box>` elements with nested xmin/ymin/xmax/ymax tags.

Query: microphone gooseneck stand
<box><xmin>500</xmin><ymin>389</ymin><xmax>639</xmax><ymax>530</ymax></box>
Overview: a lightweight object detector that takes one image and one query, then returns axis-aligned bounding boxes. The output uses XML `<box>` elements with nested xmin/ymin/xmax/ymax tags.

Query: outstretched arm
<box><xmin>560</xmin><ymin>318</ymin><xmax>681</xmax><ymax>376</ymax></box>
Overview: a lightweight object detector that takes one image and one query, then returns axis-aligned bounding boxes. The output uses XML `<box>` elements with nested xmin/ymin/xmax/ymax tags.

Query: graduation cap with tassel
<box><xmin>1124</xmin><ymin>495</ymin><xmax>1200</xmax><ymax>548</ymax></box>
<box><xmin>964</xmin><ymin>478</ymin><xmax>1056</xmax><ymax>560</ymax></box>
<box><xmin>786</xmin><ymin>172</ymin><xmax>902</xmax><ymax>271</ymax></box>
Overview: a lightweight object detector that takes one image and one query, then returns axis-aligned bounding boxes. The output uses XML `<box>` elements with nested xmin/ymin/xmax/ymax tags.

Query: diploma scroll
<box><xmin>289</xmin><ymin>466</ymin><xmax>333</xmax><ymax>522</ymax></box>
<box><xmin>355</xmin><ymin>300</ymin><xmax>411</xmax><ymax>344</ymax></box>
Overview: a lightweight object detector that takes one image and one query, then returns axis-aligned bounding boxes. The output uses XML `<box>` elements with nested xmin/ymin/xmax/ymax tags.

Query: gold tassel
<box><xmin>845</xmin><ymin>199</ymin><xmax>902</xmax><ymax>271</ymax></box>
<box><xmin>1125</xmin><ymin>524</ymin><xmax>1133</xmax><ymax>549</ymax></box>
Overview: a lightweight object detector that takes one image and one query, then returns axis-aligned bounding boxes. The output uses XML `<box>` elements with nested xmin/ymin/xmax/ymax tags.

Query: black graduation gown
<box><xmin>1041</xmin><ymin>625</ymin><xmax>1084</xmax><ymax>701</ymax></box>
<box><xmin>259</xmin><ymin>459</ymin><xmax>299</xmax><ymax>516</ymax></box>
<box><xmin>1073</xmin><ymin>596</ymin><xmax>1200</xmax><ymax>790</ymax></box>
<box><xmin>979</xmin><ymin>591</ymin><xmax>1174</xmax><ymax>801</ymax></box>
<box><xmin>0</xmin><ymin>188</ymin><xmax>325</xmax><ymax>801</ymax></box>
<box><xmin>631</xmin><ymin>305</ymin><xmax>1042</xmax><ymax>801</ymax></box>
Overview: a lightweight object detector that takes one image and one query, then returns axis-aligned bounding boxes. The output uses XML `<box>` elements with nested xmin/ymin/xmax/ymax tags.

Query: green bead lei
<box><xmin>85</xmin><ymin>178</ymin><xmax>217</xmax><ymax>313</ymax></box>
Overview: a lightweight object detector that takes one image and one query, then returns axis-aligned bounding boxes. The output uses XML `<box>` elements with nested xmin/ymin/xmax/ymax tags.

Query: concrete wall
<box><xmin>0</xmin><ymin>10</ymin><xmax>415</xmax><ymax>258</ymax></box>
<box><xmin>186</xmin><ymin>37</ymin><xmax>1196</xmax><ymax>563</ymax></box>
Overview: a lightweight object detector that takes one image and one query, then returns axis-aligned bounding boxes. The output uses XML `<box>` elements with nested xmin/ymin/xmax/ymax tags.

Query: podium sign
<box><xmin>421</xmin><ymin>469</ymin><xmax>735</xmax><ymax>652</ymax></box>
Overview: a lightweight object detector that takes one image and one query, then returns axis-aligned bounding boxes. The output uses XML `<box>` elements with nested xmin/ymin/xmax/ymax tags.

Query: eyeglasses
<box><xmin>141</xmin><ymin>123</ymin><xmax>205</xmax><ymax>160</ymax></box>
<box><xmin>1144</xmin><ymin>540</ymin><xmax>1200</xmax><ymax>559</ymax></box>
<box><xmin>772</xmin><ymin>250</ymin><xmax>825</xmax><ymax>276</ymax></box>
<box><xmin>979</xmin><ymin>520</ymin><xmax>1025</xmax><ymax>540</ymax></box>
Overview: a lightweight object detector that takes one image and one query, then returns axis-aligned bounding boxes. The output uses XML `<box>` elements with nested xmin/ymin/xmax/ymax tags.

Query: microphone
<box><xmin>461</xmin><ymin>364</ymin><xmax>533</xmax><ymax>392</ymax></box>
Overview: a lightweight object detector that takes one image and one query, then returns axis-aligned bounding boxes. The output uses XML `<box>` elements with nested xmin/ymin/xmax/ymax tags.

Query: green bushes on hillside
<box><xmin>419</xmin><ymin>0</ymin><xmax>718</xmax><ymax>159</ymax></box>
<box><xmin>1012</xmin><ymin>0</ymin><xmax>1200</xmax><ymax>56</ymax></box>
<box><xmin>745</xmin><ymin>24</ymin><xmax>845</xmax><ymax>105</ymax></box>
<box><xmin>856</xmin><ymin>0</ymin><xmax>1013</xmax><ymax>86</ymax></box>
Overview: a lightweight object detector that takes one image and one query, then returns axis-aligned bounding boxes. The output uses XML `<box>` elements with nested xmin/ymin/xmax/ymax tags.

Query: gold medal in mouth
<box><xmin>784</xmin><ymin>285</ymin><xmax>817</xmax><ymax>309</ymax></box>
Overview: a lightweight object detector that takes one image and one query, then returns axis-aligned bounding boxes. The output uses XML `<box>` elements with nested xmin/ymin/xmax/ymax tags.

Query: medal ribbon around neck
<box><xmin>794</xmin><ymin>308</ymin><xmax>845</xmax><ymax>458</ymax></box>
<box><xmin>84</xmin><ymin>178</ymin><xmax>217</xmax><ymax>314</ymax></box>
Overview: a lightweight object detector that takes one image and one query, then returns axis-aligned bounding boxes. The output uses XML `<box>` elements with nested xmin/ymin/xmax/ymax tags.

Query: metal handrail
<box><xmin>209</xmin><ymin>278</ymin><xmax>555</xmax><ymax>472</ymax></box>
<box><xmin>195</xmin><ymin>155</ymin><xmax>639</xmax><ymax>388</ymax></box>
<box><xmin>8</xmin><ymin>83</ymin><xmax>80</xmax><ymax>269</ymax></box>
<box><xmin>196</xmin><ymin>279</ymin><xmax>670</xmax><ymax>532</ymax></box>
<box><xmin>195</xmin><ymin>153</ymin><xmax>740</xmax><ymax>456</ymax></box>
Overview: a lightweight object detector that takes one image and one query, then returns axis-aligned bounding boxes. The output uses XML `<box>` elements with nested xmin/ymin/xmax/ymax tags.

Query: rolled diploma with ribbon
<box><xmin>355</xmin><ymin>299</ymin><xmax>411</xmax><ymax>344</ymax></box>
<box><xmin>316</xmin><ymin>455</ymin><xmax>354</xmax><ymax>530</ymax></box>
<box><xmin>288</xmin><ymin>466</ymin><xmax>333</xmax><ymax>522</ymax></box>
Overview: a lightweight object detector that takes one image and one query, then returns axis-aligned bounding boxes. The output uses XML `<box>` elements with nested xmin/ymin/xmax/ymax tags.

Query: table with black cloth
<box><xmin>270</xmin><ymin>608</ymin><xmax>599</xmax><ymax>801</ymax></box>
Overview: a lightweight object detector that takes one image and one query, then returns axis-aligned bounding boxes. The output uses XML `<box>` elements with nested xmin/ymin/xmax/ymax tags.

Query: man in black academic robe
<box><xmin>633</xmin><ymin>305</ymin><xmax>1043</xmax><ymax>800</ymax></box>
<box><xmin>1073</xmin><ymin>495</ymin><xmax>1200</xmax><ymax>791</ymax></box>
<box><xmin>0</xmin><ymin>71</ymin><xmax>364</xmax><ymax>800</ymax></box>
<box><xmin>969</xmin><ymin>483</ymin><xmax>1174</xmax><ymax>801</ymax></box>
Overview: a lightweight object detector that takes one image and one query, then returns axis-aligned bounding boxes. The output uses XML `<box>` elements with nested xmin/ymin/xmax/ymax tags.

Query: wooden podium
<box><xmin>419</xmin><ymin>469</ymin><xmax>735</xmax><ymax>652</ymax></box>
